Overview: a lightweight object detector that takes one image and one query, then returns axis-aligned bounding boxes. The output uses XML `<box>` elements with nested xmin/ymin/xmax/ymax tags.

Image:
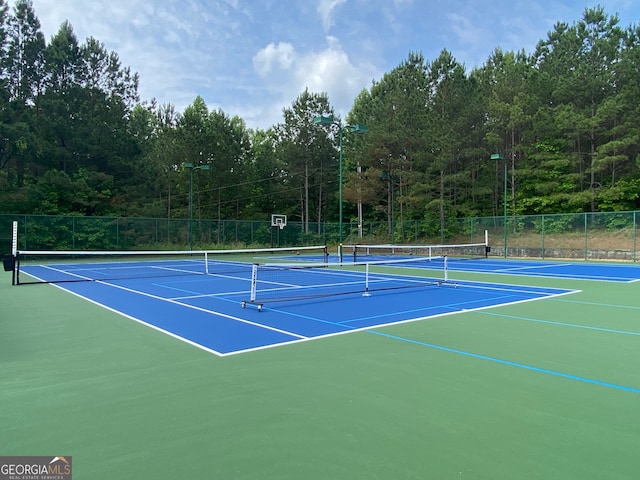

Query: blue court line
<box><xmin>260</xmin><ymin>304</ymin><xmax>358</xmax><ymax>328</ymax></box>
<box><xmin>258</xmin><ymin>292</ymin><xmax>521</xmax><ymax>327</ymax></box>
<box><xmin>256</xmin><ymin>283</ymin><xmax>572</xmax><ymax>332</ymax></box>
<box><xmin>551</xmin><ymin>298</ymin><xmax>640</xmax><ymax>311</ymax></box>
<box><xmin>492</xmin><ymin>263</ymin><xmax>574</xmax><ymax>273</ymax></box>
<box><xmin>476</xmin><ymin>311</ymin><xmax>640</xmax><ymax>336</ymax></box>
<box><xmin>339</xmin><ymin>293</ymin><xmax>521</xmax><ymax>325</ymax></box>
<box><xmin>369</xmin><ymin>330</ymin><xmax>640</xmax><ymax>395</ymax></box>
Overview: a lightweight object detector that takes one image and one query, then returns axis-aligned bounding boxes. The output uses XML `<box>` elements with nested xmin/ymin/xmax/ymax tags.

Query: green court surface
<box><xmin>1</xmin><ymin>267</ymin><xmax>639</xmax><ymax>479</ymax></box>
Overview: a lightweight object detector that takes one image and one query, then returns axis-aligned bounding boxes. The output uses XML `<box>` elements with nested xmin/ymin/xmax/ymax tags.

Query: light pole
<box><xmin>357</xmin><ymin>162</ymin><xmax>363</xmax><ymax>239</ymax></box>
<box><xmin>313</xmin><ymin>115</ymin><xmax>367</xmax><ymax>261</ymax></box>
<box><xmin>491</xmin><ymin>153</ymin><xmax>507</xmax><ymax>258</ymax></box>
<box><xmin>184</xmin><ymin>162</ymin><xmax>210</xmax><ymax>250</ymax></box>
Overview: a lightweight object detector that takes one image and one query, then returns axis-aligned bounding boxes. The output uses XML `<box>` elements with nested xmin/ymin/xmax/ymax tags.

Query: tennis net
<box><xmin>13</xmin><ymin>245</ymin><xmax>328</xmax><ymax>285</ymax></box>
<box><xmin>243</xmin><ymin>255</ymin><xmax>452</xmax><ymax>311</ymax></box>
<box><xmin>345</xmin><ymin>238</ymin><xmax>489</xmax><ymax>263</ymax></box>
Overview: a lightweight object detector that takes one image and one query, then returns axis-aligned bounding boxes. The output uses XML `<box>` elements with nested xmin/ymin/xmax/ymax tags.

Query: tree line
<box><xmin>1</xmin><ymin>1</ymin><xmax>639</xmax><ymax>242</ymax></box>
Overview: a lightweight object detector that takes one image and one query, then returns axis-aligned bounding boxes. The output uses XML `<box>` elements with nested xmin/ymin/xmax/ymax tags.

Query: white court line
<box><xmin>29</xmin><ymin>273</ymin><xmax>309</xmax><ymax>357</ymax></box>
<box><xmin>491</xmin><ymin>263</ymin><xmax>573</xmax><ymax>273</ymax></box>
<box><xmin>221</xmin><ymin>288</ymin><xmax>581</xmax><ymax>357</ymax></box>
<box><xmin>22</xmin><ymin>266</ymin><xmax>583</xmax><ymax>358</ymax></box>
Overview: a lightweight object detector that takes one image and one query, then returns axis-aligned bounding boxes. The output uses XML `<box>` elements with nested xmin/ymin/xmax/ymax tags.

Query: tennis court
<box><xmin>2</xmin><ymin>243</ymin><xmax>640</xmax><ymax>479</ymax></box>
<box><xmin>10</xmin><ymin>249</ymin><xmax>577</xmax><ymax>355</ymax></box>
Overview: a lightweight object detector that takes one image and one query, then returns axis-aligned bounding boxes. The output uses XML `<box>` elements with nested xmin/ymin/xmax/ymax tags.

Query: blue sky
<box><xmin>23</xmin><ymin>0</ymin><xmax>640</xmax><ymax>130</ymax></box>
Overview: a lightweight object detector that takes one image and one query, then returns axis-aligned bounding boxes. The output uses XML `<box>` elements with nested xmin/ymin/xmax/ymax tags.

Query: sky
<box><xmin>18</xmin><ymin>0</ymin><xmax>640</xmax><ymax>130</ymax></box>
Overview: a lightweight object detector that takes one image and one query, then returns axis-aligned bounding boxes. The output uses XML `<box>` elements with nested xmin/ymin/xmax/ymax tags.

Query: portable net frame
<box><xmin>12</xmin><ymin>245</ymin><xmax>329</xmax><ymax>285</ymax></box>
<box><xmin>243</xmin><ymin>255</ymin><xmax>453</xmax><ymax>311</ymax></box>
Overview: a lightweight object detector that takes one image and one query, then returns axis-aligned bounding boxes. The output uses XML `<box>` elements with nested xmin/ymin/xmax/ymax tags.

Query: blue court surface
<box><xmin>445</xmin><ymin>257</ymin><xmax>640</xmax><ymax>282</ymax></box>
<box><xmin>17</xmin><ymin>255</ymin><xmax>615</xmax><ymax>356</ymax></box>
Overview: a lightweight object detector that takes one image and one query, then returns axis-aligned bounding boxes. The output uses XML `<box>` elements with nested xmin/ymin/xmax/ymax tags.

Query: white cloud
<box><xmin>447</xmin><ymin>12</ymin><xmax>488</xmax><ymax>48</ymax></box>
<box><xmin>296</xmin><ymin>37</ymin><xmax>366</xmax><ymax>99</ymax></box>
<box><xmin>252</xmin><ymin>36</ymin><xmax>377</xmax><ymax>126</ymax></box>
<box><xmin>13</xmin><ymin>0</ymin><xmax>640</xmax><ymax>130</ymax></box>
<box><xmin>253</xmin><ymin>42</ymin><xmax>296</xmax><ymax>76</ymax></box>
<box><xmin>317</xmin><ymin>0</ymin><xmax>347</xmax><ymax>30</ymax></box>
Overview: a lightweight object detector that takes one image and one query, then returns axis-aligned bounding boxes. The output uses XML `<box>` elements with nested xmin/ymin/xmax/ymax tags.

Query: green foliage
<box><xmin>601</xmin><ymin>211</ymin><xmax>636</xmax><ymax>231</ymax></box>
<box><xmin>528</xmin><ymin>211</ymin><xmax>600</xmax><ymax>235</ymax></box>
<box><xmin>595</xmin><ymin>178</ymin><xmax>640</xmax><ymax>211</ymax></box>
<box><xmin>0</xmin><ymin>2</ymin><xmax>639</xmax><ymax>247</ymax></box>
<box><xmin>275</xmin><ymin>89</ymin><xmax>338</xmax><ymax>233</ymax></box>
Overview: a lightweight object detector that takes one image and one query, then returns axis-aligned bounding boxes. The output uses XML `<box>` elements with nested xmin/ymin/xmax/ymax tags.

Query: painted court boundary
<box><xmin>41</xmin><ymin>274</ymin><xmax>576</xmax><ymax>357</ymax></box>
<box><xmin>27</xmin><ymin>267</ymin><xmax>640</xmax><ymax>396</ymax></box>
<box><xmin>369</xmin><ymin>330</ymin><xmax>640</xmax><ymax>395</ymax></box>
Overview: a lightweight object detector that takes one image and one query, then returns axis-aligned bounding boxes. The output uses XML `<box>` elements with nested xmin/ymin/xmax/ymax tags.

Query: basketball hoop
<box><xmin>271</xmin><ymin>214</ymin><xmax>287</xmax><ymax>230</ymax></box>
<box><xmin>270</xmin><ymin>214</ymin><xmax>287</xmax><ymax>248</ymax></box>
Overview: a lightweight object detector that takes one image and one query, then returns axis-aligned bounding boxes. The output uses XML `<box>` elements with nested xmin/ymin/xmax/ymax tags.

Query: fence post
<box><xmin>634</xmin><ymin>211</ymin><xmax>637</xmax><ymax>262</ymax></box>
<box><xmin>584</xmin><ymin>213</ymin><xmax>588</xmax><ymax>260</ymax></box>
<box><xmin>541</xmin><ymin>215</ymin><xmax>545</xmax><ymax>260</ymax></box>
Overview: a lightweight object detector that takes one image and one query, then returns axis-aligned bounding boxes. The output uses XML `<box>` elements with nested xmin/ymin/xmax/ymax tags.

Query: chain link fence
<box><xmin>2</xmin><ymin>211</ymin><xmax>638</xmax><ymax>261</ymax></box>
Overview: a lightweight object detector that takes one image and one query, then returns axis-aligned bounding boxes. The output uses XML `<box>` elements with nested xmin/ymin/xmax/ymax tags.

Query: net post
<box><xmin>250</xmin><ymin>263</ymin><xmax>258</xmax><ymax>303</ymax></box>
<box><xmin>484</xmin><ymin>229</ymin><xmax>490</xmax><ymax>258</ymax></box>
<box><xmin>443</xmin><ymin>255</ymin><xmax>448</xmax><ymax>282</ymax></box>
<box><xmin>363</xmin><ymin>262</ymin><xmax>371</xmax><ymax>296</ymax></box>
<box><xmin>204</xmin><ymin>251</ymin><xmax>209</xmax><ymax>274</ymax></box>
<box><xmin>338</xmin><ymin>243</ymin><xmax>343</xmax><ymax>263</ymax></box>
<box><xmin>323</xmin><ymin>246</ymin><xmax>329</xmax><ymax>264</ymax></box>
<box><xmin>11</xmin><ymin>221</ymin><xmax>17</xmax><ymax>285</ymax></box>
